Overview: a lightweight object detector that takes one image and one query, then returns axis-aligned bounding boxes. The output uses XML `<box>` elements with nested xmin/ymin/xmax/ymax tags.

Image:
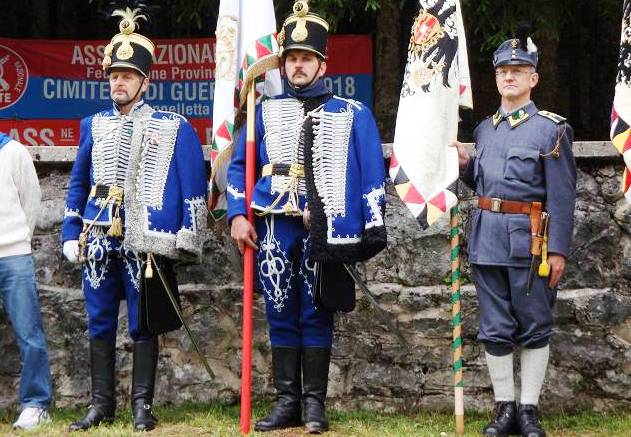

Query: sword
<box><xmin>148</xmin><ymin>253</ymin><xmax>215</xmax><ymax>380</ymax></box>
<box><xmin>343</xmin><ymin>264</ymin><xmax>411</xmax><ymax>349</ymax></box>
<box><xmin>526</xmin><ymin>254</ymin><xmax>539</xmax><ymax>296</ymax></box>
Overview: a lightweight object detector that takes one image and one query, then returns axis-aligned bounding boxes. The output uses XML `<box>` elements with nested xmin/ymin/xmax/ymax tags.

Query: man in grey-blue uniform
<box><xmin>453</xmin><ymin>31</ymin><xmax>576</xmax><ymax>437</ymax></box>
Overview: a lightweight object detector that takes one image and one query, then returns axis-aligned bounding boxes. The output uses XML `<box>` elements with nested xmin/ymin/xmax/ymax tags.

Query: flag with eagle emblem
<box><xmin>611</xmin><ymin>0</ymin><xmax>631</xmax><ymax>200</ymax></box>
<box><xmin>209</xmin><ymin>0</ymin><xmax>282</xmax><ymax>220</ymax></box>
<box><xmin>390</xmin><ymin>0</ymin><xmax>472</xmax><ymax>229</ymax></box>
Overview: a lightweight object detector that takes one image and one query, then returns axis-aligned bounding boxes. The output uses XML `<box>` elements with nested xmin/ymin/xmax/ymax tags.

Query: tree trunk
<box><xmin>373</xmin><ymin>1</ymin><xmax>404</xmax><ymax>143</ymax></box>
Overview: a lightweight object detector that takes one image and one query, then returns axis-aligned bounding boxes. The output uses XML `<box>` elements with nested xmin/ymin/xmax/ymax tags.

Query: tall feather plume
<box><xmin>113</xmin><ymin>7</ymin><xmax>147</xmax><ymax>34</ymax></box>
<box><xmin>104</xmin><ymin>1</ymin><xmax>158</xmax><ymax>24</ymax></box>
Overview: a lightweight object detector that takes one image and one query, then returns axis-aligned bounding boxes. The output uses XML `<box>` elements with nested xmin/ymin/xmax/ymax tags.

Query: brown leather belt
<box><xmin>478</xmin><ymin>196</ymin><xmax>534</xmax><ymax>214</ymax></box>
<box><xmin>478</xmin><ymin>197</ymin><xmax>545</xmax><ymax>256</ymax></box>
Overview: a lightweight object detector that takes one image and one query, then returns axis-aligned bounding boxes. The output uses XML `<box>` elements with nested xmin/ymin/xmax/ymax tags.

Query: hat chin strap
<box><xmin>113</xmin><ymin>79</ymin><xmax>144</xmax><ymax>111</ymax></box>
<box><xmin>288</xmin><ymin>59</ymin><xmax>322</xmax><ymax>91</ymax></box>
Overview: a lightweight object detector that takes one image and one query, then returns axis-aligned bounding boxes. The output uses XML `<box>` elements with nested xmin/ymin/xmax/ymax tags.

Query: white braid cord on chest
<box><xmin>262</xmin><ymin>98</ymin><xmax>307</xmax><ymax>195</ymax></box>
<box><xmin>137</xmin><ymin>116</ymin><xmax>180</xmax><ymax>210</ymax></box>
<box><xmin>91</xmin><ymin>115</ymin><xmax>133</xmax><ymax>188</ymax></box>
<box><xmin>310</xmin><ymin>105</ymin><xmax>353</xmax><ymax>218</ymax></box>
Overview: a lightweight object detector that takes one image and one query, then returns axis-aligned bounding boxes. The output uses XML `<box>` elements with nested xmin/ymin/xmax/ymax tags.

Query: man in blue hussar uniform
<box><xmin>227</xmin><ymin>1</ymin><xmax>387</xmax><ymax>433</ymax></box>
<box><xmin>61</xmin><ymin>8</ymin><xmax>207</xmax><ymax>432</ymax></box>
<box><xmin>453</xmin><ymin>30</ymin><xmax>576</xmax><ymax>437</ymax></box>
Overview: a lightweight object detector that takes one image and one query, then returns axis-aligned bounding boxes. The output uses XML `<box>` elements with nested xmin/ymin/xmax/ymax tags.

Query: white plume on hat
<box><xmin>526</xmin><ymin>36</ymin><xmax>538</xmax><ymax>55</ymax></box>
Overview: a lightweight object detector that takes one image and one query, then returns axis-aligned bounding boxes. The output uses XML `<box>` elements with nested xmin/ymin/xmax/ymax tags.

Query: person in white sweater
<box><xmin>0</xmin><ymin>132</ymin><xmax>53</xmax><ymax>429</ymax></box>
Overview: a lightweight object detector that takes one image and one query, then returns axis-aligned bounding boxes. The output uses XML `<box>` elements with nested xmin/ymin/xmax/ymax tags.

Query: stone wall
<box><xmin>0</xmin><ymin>150</ymin><xmax>629</xmax><ymax>413</ymax></box>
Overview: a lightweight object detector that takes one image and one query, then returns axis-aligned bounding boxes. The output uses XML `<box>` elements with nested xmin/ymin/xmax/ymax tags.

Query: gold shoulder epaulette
<box><xmin>538</xmin><ymin>110</ymin><xmax>566</xmax><ymax>124</ymax></box>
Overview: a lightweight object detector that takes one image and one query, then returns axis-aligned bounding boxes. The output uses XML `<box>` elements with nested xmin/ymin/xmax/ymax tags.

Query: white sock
<box><xmin>520</xmin><ymin>345</ymin><xmax>550</xmax><ymax>406</ymax></box>
<box><xmin>485</xmin><ymin>351</ymin><xmax>515</xmax><ymax>402</ymax></box>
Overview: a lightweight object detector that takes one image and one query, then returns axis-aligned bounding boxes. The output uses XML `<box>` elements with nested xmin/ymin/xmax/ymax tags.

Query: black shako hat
<box><xmin>493</xmin><ymin>26</ymin><xmax>538</xmax><ymax>68</ymax></box>
<box><xmin>278</xmin><ymin>1</ymin><xmax>329</xmax><ymax>59</ymax></box>
<box><xmin>102</xmin><ymin>7</ymin><xmax>155</xmax><ymax>77</ymax></box>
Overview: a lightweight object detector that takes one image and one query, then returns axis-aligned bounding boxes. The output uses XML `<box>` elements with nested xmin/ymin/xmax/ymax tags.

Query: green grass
<box><xmin>0</xmin><ymin>403</ymin><xmax>628</xmax><ymax>436</ymax></box>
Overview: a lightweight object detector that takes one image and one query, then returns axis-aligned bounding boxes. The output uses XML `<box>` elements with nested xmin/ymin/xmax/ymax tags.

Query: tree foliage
<box><xmin>0</xmin><ymin>0</ymin><xmax>625</xmax><ymax>139</ymax></box>
<box><xmin>461</xmin><ymin>0</ymin><xmax>622</xmax><ymax>51</ymax></box>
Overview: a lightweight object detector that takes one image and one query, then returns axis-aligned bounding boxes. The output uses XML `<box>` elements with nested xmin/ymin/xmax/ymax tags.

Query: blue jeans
<box><xmin>0</xmin><ymin>254</ymin><xmax>53</xmax><ymax>409</ymax></box>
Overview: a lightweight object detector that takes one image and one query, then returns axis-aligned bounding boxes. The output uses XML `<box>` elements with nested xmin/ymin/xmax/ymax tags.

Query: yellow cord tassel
<box><xmin>106</xmin><ymin>186</ymin><xmax>124</xmax><ymax>237</ymax></box>
<box><xmin>107</xmin><ymin>210</ymin><xmax>123</xmax><ymax>237</ymax></box>
<box><xmin>145</xmin><ymin>253</ymin><xmax>153</xmax><ymax>278</ymax></box>
<box><xmin>538</xmin><ymin>236</ymin><xmax>550</xmax><ymax>277</ymax></box>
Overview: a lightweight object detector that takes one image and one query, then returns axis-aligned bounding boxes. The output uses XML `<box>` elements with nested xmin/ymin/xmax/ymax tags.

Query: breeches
<box><xmin>255</xmin><ymin>215</ymin><xmax>333</xmax><ymax>348</ymax></box>
<box><xmin>82</xmin><ymin>228</ymin><xmax>150</xmax><ymax>342</ymax></box>
<box><xmin>472</xmin><ymin>264</ymin><xmax>557</xmax><ymax>349</ymax></box>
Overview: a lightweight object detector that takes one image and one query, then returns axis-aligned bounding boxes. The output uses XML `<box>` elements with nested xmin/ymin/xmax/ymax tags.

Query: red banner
<box><xmin>0</xmin><ymin>119</ymin><xmax>212</xmax><ymax>147</ymax></box>
<box><xmin>0</xmin><ymin>36</ymin><xmax>373</xmax><ymax>147</ymax></box>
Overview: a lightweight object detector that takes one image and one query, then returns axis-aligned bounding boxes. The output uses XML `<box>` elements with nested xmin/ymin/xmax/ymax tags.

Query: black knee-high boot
<box><xmin>69</xmin><ymin>339</ymin><xmax>116</xmax><ymax>431</ymax></box>
<box><xmin>254</xmin><ymin>347</ymin><xmax>302</xmax><ymax>432</ymax></box>
<box><xmin>131</xmin><ymin>337</ymin><xmax>159</xmax><ymax>431</ymax></box>
<box><xmin>302</xmin><ymin>347</ymin><xmax>331</xmax><ymax>434</ymax></box>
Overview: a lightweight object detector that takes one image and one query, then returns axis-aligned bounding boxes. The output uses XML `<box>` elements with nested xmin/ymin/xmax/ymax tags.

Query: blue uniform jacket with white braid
<box><xmin>62</xmin><ymin>101</ymin><xmax>208</xmax><ymax>259</ymax></box>
<box><xmin>227</xmin><ymin>93</ymin><xmax>387</xmax><ymax>263</ymax></box>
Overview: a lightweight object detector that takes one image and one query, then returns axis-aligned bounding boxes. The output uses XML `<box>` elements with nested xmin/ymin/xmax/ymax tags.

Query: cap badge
<box><xmin>116</xmin><ymin>41</ymin><xmax>134</xmax><ymax>60</ymax></box>
<box><xmin>291</xmin><ymin>0</ymin><xmax>309</xmax><ymax>42</ymax></box>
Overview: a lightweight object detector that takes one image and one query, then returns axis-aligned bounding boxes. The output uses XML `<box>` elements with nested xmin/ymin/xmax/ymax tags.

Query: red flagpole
<box><xmin>240</xmin><ymin>80</ymin><xmax>257</xmax><ymax>434</ymax></box>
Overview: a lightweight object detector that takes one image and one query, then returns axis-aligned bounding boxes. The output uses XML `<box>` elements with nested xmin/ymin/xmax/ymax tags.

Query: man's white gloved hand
<box><xmin>63</xmin><ymin>240</ymin><xmax>80</xmax><ymax>263</ymax></box>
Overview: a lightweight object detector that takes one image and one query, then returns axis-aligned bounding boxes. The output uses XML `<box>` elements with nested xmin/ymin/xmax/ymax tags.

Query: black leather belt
<box><xmin>89</xmin><ymin>184</ymin><xmax>124</xmax><ymax>200</ymax></box>
<box><xmin>261</xmin><ymin>163</ymin><xmax>305</xmax><ymax>178</ymax></box>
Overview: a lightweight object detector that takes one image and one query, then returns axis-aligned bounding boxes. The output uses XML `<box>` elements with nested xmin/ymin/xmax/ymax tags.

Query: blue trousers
<box><xmin>472</xmin><ymin>264</ymin><xmax>557</xmax><ymax>349</ymax></box>
<box><xmin>0</xmin><ymin>254</ymin><xmax>52</xmax><ymax>409</ymax></box>
<box><xmin>82</xmin><ymin>228</ymin><xmax>150</xmax><ymax>342</ymax></box>
<box><xmin>255</xmin><ymin>215</ymin><xmax>333</xmax><ymax>348</ymax></box>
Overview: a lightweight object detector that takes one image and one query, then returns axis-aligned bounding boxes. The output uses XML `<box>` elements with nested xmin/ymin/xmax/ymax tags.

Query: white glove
<box><xmin>63</xmin><ymin>240</ymin><xmax>80</xmax><ymax>263</ymax></box>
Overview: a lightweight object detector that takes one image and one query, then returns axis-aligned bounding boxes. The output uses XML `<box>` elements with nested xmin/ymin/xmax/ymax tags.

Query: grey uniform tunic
<box><xmin>461</xmin><ymin>101</ymin><xmax>577</xmax><ymax>349</ymax></box>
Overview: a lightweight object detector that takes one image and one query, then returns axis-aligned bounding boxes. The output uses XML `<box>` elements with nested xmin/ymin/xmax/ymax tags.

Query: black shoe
<box><xmin>482</xmin><ymin>401</ymin><xmax>518</xmax><ymax>436</ymax></box>
<box><xmin>68</xmin><ymin>405</ymin><xmax>115</xmax><ymax>431</ymax></box>
<box><xmin>132</xmin><ymin>401</ymin><xmax>158</xmax><ymax>431</ymax></box>
<box><xmin>131</xmin><ymin>338</ymin><xmax>159</xmax><ymax>431</ymax></box>
<box><xmin>69</xmin><ymin>340</ymin><xmax>116</xmax><ymax>431</ymax></box>
<box><xmin>518</xmin><ymin>404</ymin><xmax>546</xmax><ymax>437</ymax></box>
<box><xmin>254</xmin><ymin>347</ymin><xmax>302</xmax><ymax>432</ymax></box>
<box><xmin>302</xmin><ymin>347</ymin><xmax>331</xmax><ymax>434</ymax></box>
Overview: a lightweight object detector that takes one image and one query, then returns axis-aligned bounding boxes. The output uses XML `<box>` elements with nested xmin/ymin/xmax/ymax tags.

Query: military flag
<box><xmin>209</xmin><ymin>0</ymin><xmax>282</xmax><ymax>219</ymax></box>
<box><xmin>390</xmin><ymin>0</ymin><xmax>472</xmax><ymax>229</ymax></box>
<box><xmin>611</xmin><ymin>0</ymin><xmax>631</xmax><ymax>200</ymax></box>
